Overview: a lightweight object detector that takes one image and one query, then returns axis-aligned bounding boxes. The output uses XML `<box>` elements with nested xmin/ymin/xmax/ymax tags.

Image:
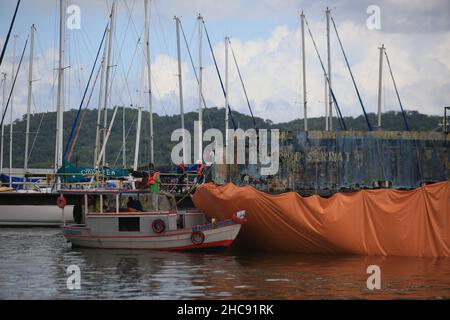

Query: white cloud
<box><xmin>145</xmin><ymin>18</ymin><xmax>450</xmax><ymax>123</ymax></box>
<box><xmin>2</xmin><ymin>0</ymin><xmax>449</xmax><ymax>126</ymax></box>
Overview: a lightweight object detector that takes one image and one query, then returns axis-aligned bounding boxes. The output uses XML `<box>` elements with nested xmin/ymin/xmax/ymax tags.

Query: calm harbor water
<box><xmin>0</xmin><ymin>228</ymin><xmax>449</xmax><ymax>300</ymax></box>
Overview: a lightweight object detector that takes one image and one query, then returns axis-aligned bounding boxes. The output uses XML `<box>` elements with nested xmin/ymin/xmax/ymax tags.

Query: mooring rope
<box><xmin>331</xmin><ymin>16</ymin><xmax>372</xmax><ymax>131</ymax></box>
<box><xmin>229</xmin><ymin>39</ymin><xmax>258</xmax><ymax>130</ymax></box>
<box><xmin>384</xmin><ymin>49</ymin><xmax>410</xmax><ymax>131</ymax></box>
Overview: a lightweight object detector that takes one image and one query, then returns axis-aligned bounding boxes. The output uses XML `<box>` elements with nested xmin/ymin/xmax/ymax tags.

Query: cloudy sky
<box><xmin>0</xmin><ymin>0</ymin><xmax>449</xmax><ymax>125</ymax></box>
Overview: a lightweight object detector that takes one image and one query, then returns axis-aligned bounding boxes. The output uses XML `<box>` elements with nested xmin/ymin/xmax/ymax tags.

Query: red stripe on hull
<box><xmin>162</xmin><ymin>240</ymin><xmax>234</xmax><ymax>251</ymax></box>
<box><xmin>69</xmin><ymin>239</ymin><xmax>234</xmax><ymax>251</ymax></box>
<box><xmin>62</xmin><ymin>223</ymin><xmax>234</xmax><ymax>239</ymax></box>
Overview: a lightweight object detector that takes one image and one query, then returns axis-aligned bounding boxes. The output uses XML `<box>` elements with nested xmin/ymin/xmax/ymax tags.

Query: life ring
<box><xmin>56</xmin><ymin>195</ymin><xmax>67</xmax><ymax>209</ymax></box>
<box><xmin>231</xmin><ymin>213</ymin><xmax>247</xmax><ymax>225</ymax></box>
<box><xmin>191</xmin><ymin>231</ymin><xmax>205</xmax><ymax>245</ymax></box>
<box><xmin>152</xmin><ymin>219</ymin><xmax>166</xmax><ymax>234</ymax></box>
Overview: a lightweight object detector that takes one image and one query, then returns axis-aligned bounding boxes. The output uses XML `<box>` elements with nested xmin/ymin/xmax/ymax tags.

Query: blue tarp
<box><xmin>0</xmin><ymin>174</ymin><xmax>44</xmax><ymax>190</ymax></box>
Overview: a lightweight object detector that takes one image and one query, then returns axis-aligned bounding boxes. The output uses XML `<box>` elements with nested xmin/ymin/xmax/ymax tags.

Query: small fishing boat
<box><xmin>59</xmin><ymin>190</ymin><xmax>246</xmax><ymax>250</ymax></box>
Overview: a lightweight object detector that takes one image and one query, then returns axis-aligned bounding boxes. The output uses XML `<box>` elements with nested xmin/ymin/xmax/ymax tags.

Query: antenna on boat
<box><xmin>197</xmin><ymin>13</ymin><xmax>204</xmax><ymax>163</ymax></box>
<box><xmin>300</xmin><ymin>11</ymin><xmax>307</xmax><ymax>131</ymax></box>
<box><xmin>24</xmin><ymin>24</ymin><xmax>36</xmax><ymax>175</ymax></box>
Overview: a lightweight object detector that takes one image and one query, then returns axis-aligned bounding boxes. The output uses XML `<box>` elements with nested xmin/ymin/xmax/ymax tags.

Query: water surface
<box><xmin>0</xmin><ymin>228</ymin><xmax>449</xmax><ymax>299</ymax></box>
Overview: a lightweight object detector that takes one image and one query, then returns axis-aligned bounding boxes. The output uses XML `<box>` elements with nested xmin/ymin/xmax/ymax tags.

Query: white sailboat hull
<box><xmin>0</xmin><ymin>205</ymin><xmax>74</xmax><ymax>226</ymax></box>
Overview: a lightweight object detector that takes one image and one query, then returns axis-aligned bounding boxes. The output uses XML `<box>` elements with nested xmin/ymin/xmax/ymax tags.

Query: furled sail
<box><xmin>57</xmin><ymin>161</ymin><xmax>129</xmax><ymax>182</ymax></box>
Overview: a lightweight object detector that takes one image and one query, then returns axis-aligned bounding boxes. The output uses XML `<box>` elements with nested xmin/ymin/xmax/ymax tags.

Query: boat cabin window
<box><xmin>177</xmin><ymin>214</ymin><xmax>184</xmax><ymax>229</ymax></box>
<box><xmin>118</xmin><ymin>217</ymin><xmax>140</xmax><ymax>232</ymax></box>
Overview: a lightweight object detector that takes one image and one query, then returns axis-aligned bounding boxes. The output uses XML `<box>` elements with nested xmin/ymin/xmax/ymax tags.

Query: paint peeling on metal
<box><xmin>214</xmin><ymin>131</ymin><xmax>449</xmax><ymax>195</ymax></box>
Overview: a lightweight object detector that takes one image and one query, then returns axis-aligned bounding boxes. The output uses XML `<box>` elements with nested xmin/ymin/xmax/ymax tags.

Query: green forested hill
<box><xmin>0</xmin><ymin>107</ymin><xmax>443</xmax><ymax>169</ymax></box>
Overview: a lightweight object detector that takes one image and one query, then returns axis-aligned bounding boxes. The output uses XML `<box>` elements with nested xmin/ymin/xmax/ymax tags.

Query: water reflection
<box><xmin>0</xmin><ymin>229</ymin><xmax>449</xmax><ymax>299</ymax></box>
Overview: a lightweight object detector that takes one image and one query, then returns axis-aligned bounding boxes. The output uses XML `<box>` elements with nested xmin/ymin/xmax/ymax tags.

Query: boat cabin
<box><xmin>62</xmin><ymin>190</ymin><xmax>207</xmax><ymax>235</ymax></box>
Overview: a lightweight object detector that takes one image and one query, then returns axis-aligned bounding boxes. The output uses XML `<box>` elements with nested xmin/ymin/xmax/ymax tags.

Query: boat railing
<box><xmin>0</xmin><ymin>170</ymin><xmax>205</xmax><ymax>195</ymax></box>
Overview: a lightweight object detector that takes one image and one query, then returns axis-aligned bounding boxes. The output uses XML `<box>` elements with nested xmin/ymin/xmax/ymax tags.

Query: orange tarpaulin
<box><xmin>192</xmin><ymin>181</ymin><xmax>450</xmax><ymax>257</ymax></box>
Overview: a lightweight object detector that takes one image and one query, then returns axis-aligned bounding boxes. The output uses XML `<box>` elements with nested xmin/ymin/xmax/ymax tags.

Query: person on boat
<box><xmin>176</xmin><ymin>162</ymin><xmax>186</xmax><ymax>193</ymax></box>
<box><xmin>196</xmin><ymin>160</ymin><xmax>206</xmax><ymax>184</ymax></box>
<box><xmin>127</xmin><ymin>197</ymin><xmax>143</xmax><ymax>212</ymax></box>
<box><xmin>148</xmin><ymin>170</ymin><xmax>161</xmax><ymax>193</ymax></box>
<box><xmin>148</xmin><ymin>170</ymin><xmax>161</xmax><ymax>211</ymax></box>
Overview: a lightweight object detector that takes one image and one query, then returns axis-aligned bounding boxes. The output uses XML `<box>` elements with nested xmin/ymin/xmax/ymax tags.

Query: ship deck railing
<box><xmin>0</xmin><ymin>171</ymin><xmax>202</xmax><ymax>193</ymax></box>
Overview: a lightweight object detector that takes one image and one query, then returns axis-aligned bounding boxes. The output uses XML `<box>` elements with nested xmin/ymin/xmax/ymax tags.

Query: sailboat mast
<box><xmin>134</xmin><ymin>0</ymin><xmax>151</xmax><ymax>171</ymax></box>
<box><xmin>133</xmin><ymin>100</ymin><xmax>143</xmax><ymax>171</ymax></box>
<box><xmin>225</xmin><ymin>36</ymin><xmax>229</xmax><ymax>149</ymax></box>
<box><xmin>197</xmin><ymin>14</ymin><xmax>203</xmax><ymax>163</ymax></box>
<box><xmin>24</xmin><ymin>24</ymin><xmax>35</xmax><ymax>173</ymax></box>
<box><xmin>9</xmin><ymin>36</ymin><xmax>17</xmax><ymax>188</ymax></box>
<box><xmin>324</xmin><ymin>73</ymin><xmax>328</xmax><ymax>130</ymax></box>
<box><xmin>300</xmin><ymin>12</ymin><xmax>307</xmax><ymax>131</ymax></box>
<box><xmin>122</xmin><ymin>105</ymin><xmax>126</xmax><ymax>168</ymax></box>
<box><xmin>103</xmin><ymin>0</ymin><xmax>116</xmax><ymax>167</ymax></box>
<box><xmin>0</xmin><ymin>72</ymin><xmax>6</xmax><ymax>174</ymax></box>
<box><xmin>175</xmin><ymin>16</ymin><xmax>186</xmax><ymax>163</ymax></box>
<box><xmin>144</xmin><ymin>0</ymin><xmax>154</xmax><ymax>165</ymax></box>
<box><xmin>377</xmin><ymin>44</ymin><xmax>385</xmax><ymax>129</ymax></box>
<box><xmin>55</xmin><ymin>0</ymin><xmax>66</xmax><ymax>173</ymax></box>
<box><xmin>94</xmin><ymin>38</ymin><xmax>108</xmax><ymax>166</ymax></box>
<box><xmin>326</xmin><ymin>7</ymin><xmax>333</xmax><ymax>131</ymax></box>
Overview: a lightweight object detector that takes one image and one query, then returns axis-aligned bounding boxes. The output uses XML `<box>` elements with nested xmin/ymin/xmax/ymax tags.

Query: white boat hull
<box><xmin>62</xmin><ymin>222</ymin><xmax>241</xmax><ymax>250</ymax></box>
<box><xmin>0</xmin><ymin>205</ymin><xmax>74</xmax><ymax>226</ymax></box>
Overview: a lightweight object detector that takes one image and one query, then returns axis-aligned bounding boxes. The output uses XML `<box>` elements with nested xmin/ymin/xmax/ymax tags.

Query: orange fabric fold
<box><xmin>192</xmin><ymin>181</ymin><xmax>450</xmax><ymax>257</ymax></box>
